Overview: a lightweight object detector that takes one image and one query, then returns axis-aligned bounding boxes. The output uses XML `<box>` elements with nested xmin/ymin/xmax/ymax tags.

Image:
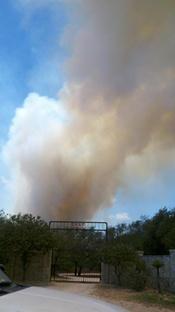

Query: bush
<box><xmin>129</xmin><ymin>269</ymin><xmax>147</xmax><ymax>291</ymax></box>
<box><xmin>121</xmin><ymin>258</ymin><xmax>148</xmax><ymax>291</ymax></box>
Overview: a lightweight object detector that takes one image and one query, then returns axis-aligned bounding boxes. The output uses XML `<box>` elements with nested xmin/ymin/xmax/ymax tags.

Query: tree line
<box><xmin>110</xmin><ymin>207</ymin><xmax>175</xmax><ymax>255</ymax></box>
<box><xmin>0</xmin><ymin>207</ymin><xmax>174</xmax><ymax>289</ymax></box>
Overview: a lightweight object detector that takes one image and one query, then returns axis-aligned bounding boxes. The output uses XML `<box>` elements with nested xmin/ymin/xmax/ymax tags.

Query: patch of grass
<box><xmin>132</xmin><ymin>290</ymin><xmax>175</xmax><ymax>310</ymax></box>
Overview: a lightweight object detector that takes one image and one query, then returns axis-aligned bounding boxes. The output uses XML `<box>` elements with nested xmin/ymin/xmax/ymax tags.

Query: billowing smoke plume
<box><xmin>3</xmin><ymin>0</ymin><xmax>175</xmax><ymax>220</ymax></box>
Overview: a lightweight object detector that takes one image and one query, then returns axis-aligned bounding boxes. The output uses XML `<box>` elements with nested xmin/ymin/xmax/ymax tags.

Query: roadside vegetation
<box><xmin>0</xmin><ymin>210</ymin><xmax>53</xmax><ymax>280</ymax></box>
<box><xmin>90</xmin><ymin>285</ymin><xmax>175</xmax><ymax>311</ymax></box>
<box><xmin>132</xmin><ymin>290</ymin><xmax>175</xmax><ymax>310</ymax></box>
<box><xmin>0</xmin><ymin>207</ymin><xmax>175</xmax><ymax>292</ymax></box>
<box><xmin>103</xmin><ymin>207</ymin><xmax>175</xmax><ymax>292</ymax></box>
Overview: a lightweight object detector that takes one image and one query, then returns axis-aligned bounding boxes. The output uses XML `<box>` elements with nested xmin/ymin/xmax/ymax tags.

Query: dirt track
<box><xmin>49</xmin><ymin>282</ymin><xmax>174</xmax><ymax>312</ymax></box>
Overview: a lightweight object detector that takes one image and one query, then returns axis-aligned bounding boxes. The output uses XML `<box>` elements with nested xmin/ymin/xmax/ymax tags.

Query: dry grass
<box><xmin>91</xmin><ymin>285</ymin><xmax>175</xmax><ymax>312</ymax></box>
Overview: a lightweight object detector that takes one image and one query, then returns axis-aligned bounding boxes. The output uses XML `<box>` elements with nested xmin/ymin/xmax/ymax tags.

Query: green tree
<box><xmin>0</xmin><ymin>210</ymin><xmax>11</xmax><ymax>264</ymax></box>
<box><xmin>104</xmin><ymin>242</ymin><xmax>136</xmax><ymax>286</ymax></box>
<box><xmin>111</xmin><ymin>208</ymin><xmax>175</xmax><ymax>255</ymax></box>
<box><xmin>143</xmin><ymin>208</ymin><xmax>175</xmax><ymax>255</ymax></box>
<box><xmin>7</xmin><ymin>214</ymin><xmax>53</xmax><ymax>281</ymax></box>
<box><xmin>152</xmin><ymin>259</ymin><xmax>164</xmax><ymax>293</ymax></box>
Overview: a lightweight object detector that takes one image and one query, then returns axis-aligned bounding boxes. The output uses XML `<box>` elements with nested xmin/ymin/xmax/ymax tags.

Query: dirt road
<box><xmin>49</xmin><ymin>282</ymin><xmax>174</xmax><ymax>312</ymax></box>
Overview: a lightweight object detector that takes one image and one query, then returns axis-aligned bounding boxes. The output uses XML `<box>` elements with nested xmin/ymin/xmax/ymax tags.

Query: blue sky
<box><xmin>0</xmin><ymin>1</ymin><xmax>175</xmax><ymax>224</ymax></box>
<box><xmin>0</xmin><ymin>0</ymin><xmax>67</xmax><ymax>139</ymax></box>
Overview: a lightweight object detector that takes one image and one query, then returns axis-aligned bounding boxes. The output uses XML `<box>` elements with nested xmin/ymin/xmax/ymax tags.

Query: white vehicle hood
<box><xmin>0</xmin><ymin>286</ymin><xmax>127</xmax><ymax>312</ymax></box>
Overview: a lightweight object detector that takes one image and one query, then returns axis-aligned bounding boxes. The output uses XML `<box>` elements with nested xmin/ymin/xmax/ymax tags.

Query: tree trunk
<box><xmin>156</xmin><ymin>267</ymin><xmax>161</xmax><ymax>293</ymax></box>
<box><xmin>74</xmin><ymin>261</ymin><xmax>78</xmax><ymax>276</ymax></box>
<box><xmin>117</xmin><ymin>272</ymin><xmax>121</xmax><ymax>286</ymax></box>
<box><xmin>115</xmin><ymin>266</ymin><xmax>122</xmax><ymax>287</ymax></box>
<box><xmin>21</xmin><ymin>253</ymin><xmax>29</xmax><ymax>282</ymax></box>
<box><xmin>78</xmin><ymin>266</ymin><xmax>82</xmax><ymax>276</ymax></box>
<box><xmin>22</xmin><ymin>261</ymin><xmax>27</xmax><ymax>282</ymax></box>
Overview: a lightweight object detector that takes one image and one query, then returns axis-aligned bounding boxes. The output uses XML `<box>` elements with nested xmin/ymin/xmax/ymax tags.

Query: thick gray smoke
<box><xmin>3</xmin><ymin>0</ymin><xmax>175</xmax><ymax>220</ymax></box>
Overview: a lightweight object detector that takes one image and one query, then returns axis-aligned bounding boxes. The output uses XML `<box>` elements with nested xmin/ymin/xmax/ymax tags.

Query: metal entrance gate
<box><xmin>49</xmin><ymin>221</ymin><xmax>108</xmax><ymax>283</ymax></box>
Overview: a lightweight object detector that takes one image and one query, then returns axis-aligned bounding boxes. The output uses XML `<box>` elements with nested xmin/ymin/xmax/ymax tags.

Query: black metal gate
<box><xmin>49</xmin><ymin>221</ymin><xmax>108</xmax><ymax>283</ymax></box>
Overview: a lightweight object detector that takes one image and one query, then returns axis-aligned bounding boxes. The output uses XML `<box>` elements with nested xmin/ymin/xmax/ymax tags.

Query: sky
<box><xmin>0</xmin><ymin>0</ymin><xmax>175</xmax><ymax>225</ymax></box>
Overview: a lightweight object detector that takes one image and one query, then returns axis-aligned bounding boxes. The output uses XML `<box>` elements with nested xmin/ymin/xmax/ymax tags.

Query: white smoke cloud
<box><xmin>3</xmin><ymin>0</ymin><xmax>175</xmax><ymax>220</ymax></box>
<box><xmin>107</xmin><ymin>212</ymin><xmax>130</xmax><ymax>225</ymax></box>
<box><xmin>3</xmin><ymin>92</ymin><xmax>122</xmax><ymax>219</ymax></box>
